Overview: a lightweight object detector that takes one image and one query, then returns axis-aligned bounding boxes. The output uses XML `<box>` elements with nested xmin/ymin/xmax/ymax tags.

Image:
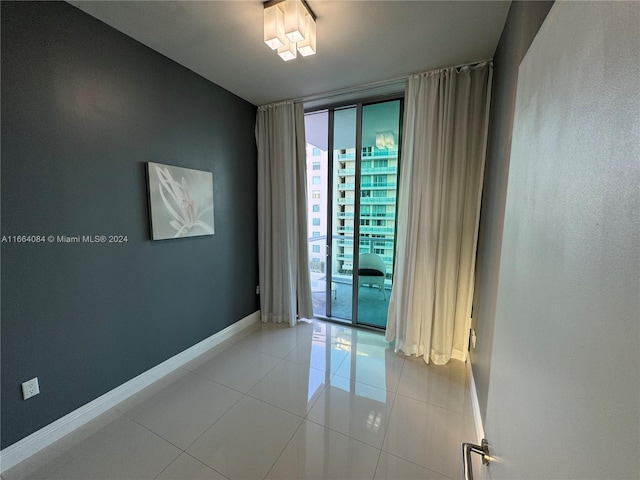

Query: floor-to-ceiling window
<box><xmin>305</xmin><ymin>98</ymin><xmax>402</xmax><ymax>329</ymax></box>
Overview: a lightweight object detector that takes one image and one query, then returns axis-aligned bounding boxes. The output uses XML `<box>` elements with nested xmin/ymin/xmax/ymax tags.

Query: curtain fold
<box><xmin>386</xmin><ymin>63</ymin><xmax>493</xmax><ymax>364</ymax></box>
<box><xmin>256</xmin><ymin>102</ymin><xmax>313</xmax><ymax>326</ymax></box>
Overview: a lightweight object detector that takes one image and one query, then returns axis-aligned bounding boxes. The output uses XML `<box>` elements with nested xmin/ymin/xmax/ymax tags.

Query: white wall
<box><xmin>484</xmin><ymin>2</ymin><xmax>639</xmax><ymax>478</ymax></box>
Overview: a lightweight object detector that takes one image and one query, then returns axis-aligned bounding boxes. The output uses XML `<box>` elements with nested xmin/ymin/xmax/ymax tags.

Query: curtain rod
<box><xmin>291</xmin><ymin>76</ymin><xmax>408</xmax><ymax>105</ymax></box>
<box><xmin>257</xmin><ymin>99</ymin><xmax>294</xmax><ymax>110</ymax></box>
<box><xmin>290</xmin><ymin>57</ymin><xmax>494</xmax><ymax>106</ymax></box>
<box><xmin>259</xmin><ymin>58</ymin><xmax>493</xmax><ymax>108</ymax></box>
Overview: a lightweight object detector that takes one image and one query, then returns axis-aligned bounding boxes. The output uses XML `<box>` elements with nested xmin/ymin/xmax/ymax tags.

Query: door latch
<box><xmin>462</xmin><ymin>438</ymin><xmax>490</xmax><ymax>480</ymax></box>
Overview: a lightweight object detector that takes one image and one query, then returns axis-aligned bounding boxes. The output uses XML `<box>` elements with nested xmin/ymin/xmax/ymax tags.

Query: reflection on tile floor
<box><xmin>312</xmin><ymin>282</ymin><xmax>391</xmax><ymax>328</ymax></box>
<box><xmin>4</xmin><ymin>319</ymin><xmax>477</xmax><ymax>480</ymax></box>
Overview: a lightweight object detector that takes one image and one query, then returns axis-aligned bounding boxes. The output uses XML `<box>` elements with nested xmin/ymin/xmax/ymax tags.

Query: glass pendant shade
<box><xmin>284</xmin><ymin>0</ymin><xmax>306</xmax><ymax>43</ymax></box>
<box><xmin>297</xmin><ymin>14</ymin><xmax>316</xmax><ymax>56</ymax></box>
<box><xmin>264</xmin><ymin>4</ymin><xmax>286</xmax><ymax>50</ymax></box>
<box><xmin>277</xmin><ymin>36</ymin><xmax>297</xmax><ymax>61</ymax></box>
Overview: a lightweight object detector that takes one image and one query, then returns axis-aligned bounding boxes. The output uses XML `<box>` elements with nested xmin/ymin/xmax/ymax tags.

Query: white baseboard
<box><xmin>0</xmin><ymin>310</ymin><xmax>260</xmax><ymax>474</ymax></box>
<box><xmin>467</xmin><ymin>360</ymin><xmax>485</xmax><ymax>443</ymax></box>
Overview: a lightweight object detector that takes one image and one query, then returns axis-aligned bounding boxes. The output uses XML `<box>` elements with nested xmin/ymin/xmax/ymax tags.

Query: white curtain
<box><xmin>386</xmin><ymin>62</ymin><xmax>493</xmax><ymax>364</ymax></box>
<box><xmin>256</xmin><ymin>101</ymin><xmax>313</xmax><ymax>326</ymax></box>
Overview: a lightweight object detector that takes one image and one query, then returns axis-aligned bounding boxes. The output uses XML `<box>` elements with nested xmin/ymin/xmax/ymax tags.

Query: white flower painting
<box><xmin>147</xmin><ymin>162</ymin><xmax>214</xmax><ymax>240</ymax></box>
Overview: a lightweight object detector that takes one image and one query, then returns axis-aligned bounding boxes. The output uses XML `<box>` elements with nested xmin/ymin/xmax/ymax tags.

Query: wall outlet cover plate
<box><xmin>22</xmin><ymin>377</ymin><xmax>40</xmax><ymax>400</ymax></box>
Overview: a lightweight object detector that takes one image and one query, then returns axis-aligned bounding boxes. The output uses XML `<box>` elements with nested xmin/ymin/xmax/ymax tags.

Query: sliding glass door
<box><xmin>305</xmin><ymin>98</ymin><xmax>402</xmax><ymax>329</ymax></box>
<box><xmin>356</xmin><ymin>101</ymin><xmax>400</xmax><ymax>327</ymax></box>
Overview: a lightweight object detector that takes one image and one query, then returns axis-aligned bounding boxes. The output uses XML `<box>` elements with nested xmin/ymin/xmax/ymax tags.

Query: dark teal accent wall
<box><xmin>1</xmin><ymin>1</ymin><xmax>259</xmax><ymax>448</ymax></box>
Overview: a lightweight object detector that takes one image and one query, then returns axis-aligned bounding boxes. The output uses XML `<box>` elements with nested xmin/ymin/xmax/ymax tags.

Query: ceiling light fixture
<box><xmin>264</xmin><ymin>0</ymin><xmax>316</xmax><ymax>61</ymax></box>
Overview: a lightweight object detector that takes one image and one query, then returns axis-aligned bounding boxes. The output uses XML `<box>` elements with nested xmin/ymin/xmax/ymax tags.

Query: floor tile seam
<box><xmin>180</xmin><ymin>332</ymin><xmax>261</xmax><ymax>370</ymax></box>
<box><xmin>286</xmin><ymin>337</ymin><xmax>352</xmax><ymax>355</ymax></box>
<box><xmin>181</xmin><ymin>346</ymin><xmax>282</xmax><ymax>381</ymax></box>
<box><xmin>112</xmin><ymin>418</ymin><xmax>183</xmax><ymax>475</ymax></box>
<box><xmin>260</xmin><ymin>417</ymin><xmax>308</xmax><ymax>480</ymax></box>
<box><xmin>294</xmin><ymin>328</ymin><xmax>316</xmax><ymax>337</ymax></box>
<box><xmin>326</xmin><ymin>347</ymin><xmax>350</xmax><ymax>374</ymax></box>
<box><xmin>307</xmin><ymin>377</ymin><xmax>328</xmax><ymax>417</ymax></box>
<box><xmin>164</xmin><ymin>369</ymin><xmax>248</xmax><ymax>397</ymax></box>
<box><xmin>281</xmin><ymin>344</ymin><xmax>302</xmax><ymax>358</ymax></box>
<box><xmin>152</xmin><ymin>452</ymin><xmax>231</xmax><ymax>480</ymax></box>
<box><xmin>371</xmin><ymin>447</ymin><xmax>384</xmax><ymax>480</ymax></box>
<box><xmin>328</xmin><ymin>371</ymin><xmax>400</xmax><ymax>394</ymax></box>
<box><xmin>378</xmin><ymin>376</ymin><xmax>401</xmax><ymax>457</ymax></box>
<box><xmin>301</xmin><ymin>416</ymin><xmax>387</xmax><ymax>452</ymax></box>
<box><xmin>383</xmin><ymin>390</ymin><xmax>466</xmax><ymax>478</ymax></box>
<box><xmin>246</xmin><ymin>358</ymin><xmax>332</xmax><ymax>398</ymax></box>
<box><xmin>131</xmin><ymin>390</ymin><xmax>246</xmax><ymax>455</ymax></box>
<box><xmin>151</xmin><ymin>450</ymin><xmax>185</xmax><ymax>480</ymax></box>
<box><xmin>113</xmin><ymin>380</ymin><xmax>183</xmax><ymax>419</ymax></box>
<box><xmin>252</xmin><ymin>346</ymin><xmax>297</xmax><ymax>359</ymax></box>
<box><xmin>4</xmin><ymin>410</ymin><xmax>130</xmax><ymax>480</ymax></box>
<box><xmin>182</xmin><ymin>451</ymin><xmax>231</xmax><ymax>480</ymax></box>
<box><xmin>225</xmin><ymin>342</ymin><xmax>286</xmax><ymax>361</ymax></box>
<box><xmin>378</xmin><ymin>451</ymin><xmax>457</xmax><ymax>480</ymax></box>
<box><xmin>180</xmin><ymin>392</ymin><xmax>247</xmax><ymax>452</ymax></box>
<box><xmin>239</xmin><ymin>393</ymin><xmax>309</xmax><ymax>423</ymax></box>
<box><xmin>325</xmin><ymin>372</ymin><xmax>399</xmax><ymax>395</ymax></box>
<box><xmin>129</xmin><ymin>416</ymin><xmax>189</xmax><ymax>453</ymax></box>
<box><xmin>249</xmin><ymin>354</ymin><xmax>287</xmax><ymax>387</ymax></box>
<box><xmin>304</xmin><ymin>415</ymin><xmax>385</xmax><ymax>452</ymax></box>
<box><xmin>378</xmin><ymin>443</ymin><xmax>456</xmax><ymax>480</ymax></box>
<box><xmin>393</xmin><ymin>391</ymin><xmax>468</xmax><ymax>416</ymax></box>
<box><xmin>279</xmin><ymin>353</ymin><xmax>334</xmax><ymax>373</ymax></box>
<box><xmin>242</xmin><ymin>387</ymin><xmax>326</xmax><ymax>421</ymax></box>
<box><xmin>216</xmin><ymin>337</ymin><xmax>266</xmax><ymax>359</ymax></box>
<box><xmin>273</xmin><ymin>357</ymin><xmax>333</xmax><ymax>379</ymax></box>
<box><xmin>176</xmin><ymin>368</ymin><xmax>258</xmax><ymax>396</ymax></box>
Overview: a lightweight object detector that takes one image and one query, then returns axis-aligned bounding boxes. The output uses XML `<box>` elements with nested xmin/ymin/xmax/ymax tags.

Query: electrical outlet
<box><xmin>256</xmin><ymin>285</ymin><xmax>260</xmax><ymax>295</ymax></box>
<box><xmin>22</xmin><ymin>377</ymin><xmax>40</xmax><ymax>400</ymax></box>
<box><xmin>470</xmin><ymin>329</ymin><xmax>477</xmax><ymax>349</ymax></box>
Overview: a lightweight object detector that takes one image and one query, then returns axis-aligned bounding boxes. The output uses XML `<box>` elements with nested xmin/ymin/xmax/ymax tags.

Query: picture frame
<box><xmin>146</xmin><ymin>162</ymin><xmax>215</xmax><ymax>240</ymax></box>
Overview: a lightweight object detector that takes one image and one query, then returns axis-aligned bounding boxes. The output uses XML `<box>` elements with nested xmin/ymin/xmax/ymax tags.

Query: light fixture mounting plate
<box><xmin>263</xmin><ymin>0</ymin><xmax>316</xmax><ymax>21</ymax></box>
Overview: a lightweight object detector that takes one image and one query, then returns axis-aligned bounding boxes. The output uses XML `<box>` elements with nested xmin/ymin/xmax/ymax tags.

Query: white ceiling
<box><xmin>69</xmin><ymin>1</ymin><xmax>510</xmax><ymax>106</ymax></box>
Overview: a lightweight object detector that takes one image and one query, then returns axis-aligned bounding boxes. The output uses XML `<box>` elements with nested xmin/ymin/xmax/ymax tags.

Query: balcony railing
<box><xmin>362</xmin><ymin>148</ymin><xmax>398</xmax><ymax>158</ymax></box>
<box><xmin>361</xmin><ymin>182</ymin><xmax>397</xmax><ymax>189</ymax></box>
<box><xmin>362</xmin><ymin>166</ymin><xmax>397</xmax><ymax>174</ymax></box>
<box><xmin>360</xmin><ymin>197</ymin><xmax>395</xmax><ymax>204</ymax></box>
<box><xmin>310</xmin><ymin>235</ymin><xmax>396</xmax><ymax>279</ymax></box>
<box><xmin>338</xmin><ymin>182</ymin><xmax>397</xmax><ymax>191</ymax></box>
<box><xmin>360</xmin><ymin>226</ymin><xmax>395</xmax><ymax>234</ymax></box>
<box><xmin>337</xmin><ymin>197</ymin><xmax>397</xmax><ymax>205</ymax></box>
<box><xmin>336</xmin><ymin>148</ymin><xmax>398</xmax><ymax>161</ymax></box>
<box><xmin>337</xmin><ymin>167</ymin><xmax>397</xmax><ymax>175</ymax></box>
<box><xmin>360</xmin><ymin>212</ymin><xmax>395</xmax><ymax>219</ymax></box>
<box><xmin>336</xmin><ymin>238</ymin><xmax>354</xmax><ymax>246</ymax></box>
<box><xmin>335</xmin><ymin>226</ymin><xmax>394</xmax><ymax>235</ymax></box>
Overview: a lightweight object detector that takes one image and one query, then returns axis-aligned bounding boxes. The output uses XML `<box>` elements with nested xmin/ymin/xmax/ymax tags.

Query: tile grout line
<box><xmin>260</xmin><ymin>416</ymin><xmax>306</xmax><ymax>480</ymax></box>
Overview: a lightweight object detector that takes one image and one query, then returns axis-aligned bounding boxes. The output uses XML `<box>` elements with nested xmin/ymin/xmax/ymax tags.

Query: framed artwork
<box><xmin>147</xmin><ymin>162</ymin><xmax>215</xmax><ymax>240</ymax></box>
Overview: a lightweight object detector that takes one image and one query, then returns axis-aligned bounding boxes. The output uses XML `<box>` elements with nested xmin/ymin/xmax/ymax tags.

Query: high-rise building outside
<box><xmin>305</xmin><ymin>142</ymin><xmax>398</xmax><ymax>288</ymax></box>
<box><xmin>333</xmin><ymin>145</ymin><xmax>397</xmax><ymax>285</ymax></box>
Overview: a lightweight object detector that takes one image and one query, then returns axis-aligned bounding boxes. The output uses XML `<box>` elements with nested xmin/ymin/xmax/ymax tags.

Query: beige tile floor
<box><xmin>4</xmin><ymin>319</ymin><xmax>478</xmax><ymax>480</ymax></box>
